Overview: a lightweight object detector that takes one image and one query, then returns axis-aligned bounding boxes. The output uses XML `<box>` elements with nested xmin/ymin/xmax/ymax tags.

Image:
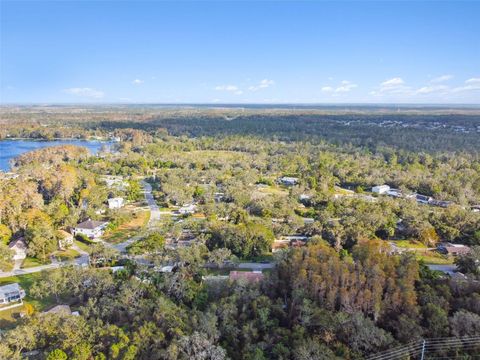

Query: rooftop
<box><xmin>75</xmin><ymin>220</ymin><xmax>108</xmax><ymax>230</ymax></box>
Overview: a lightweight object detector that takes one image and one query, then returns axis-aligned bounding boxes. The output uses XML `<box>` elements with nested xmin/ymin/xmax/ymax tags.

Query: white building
<box><xmin>108</xmin><ymin>197</ymin><xmax>125</xmax><ymax>209</ymax></box>
<box><xmin>0</xmin><ymin>283</ymin><xmax>26</xmax><ymax>305</ymax></box>
<box><xmin>279</xmin><ymin>177</ymin><xmax>299</xmax><ymax>186</ymax></box>
<box><xmin>178</xmin><ymin>204</ymin><xmax>196</xmax><ymax>215</ymax></box>
<box><xmin>72</xmin><ymin>220</ymin><xmax>109</xmax><ymax>240</ymax></box>
<box><xmin>372</xmin><ymin>185</ymin><xmax>390</xmax><ymax>194</ymax></box>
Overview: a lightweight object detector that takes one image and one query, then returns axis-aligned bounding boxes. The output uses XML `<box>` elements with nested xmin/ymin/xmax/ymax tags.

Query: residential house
<box><xmin>229</xmin><ymin>271</ymin><xmax>264</xmax><ymax>283</ymax></box>
<box><xmin>372</xmin><ymin>185</ymin><xmax>390</xmax><ymax>194</ymax></box>
<box><xmin>279</xmin><ymin>176</ymin><xmax>299</xmax><ymax>186</ymax></box>
<box><xmin>56</xmin><ymin>230</ymin><xmax>74</xmax><ymax>249</ymax></box>
<box><xmin>72</xmin><ymin>220</ymin><xmax>109</xmax><ymax>240</ymax></box>
<box><xmin>178</xmin><ymin>204</ymin><xmax>196</xmax><ymax>215</ymax></box>
<box><xmin>101</xmin><ymin>175</ymin><xmax>129</xmax><ymax>190</ymax></box>
<box><xmin>387</xmin><ymin>188</ymin><xmax>403</xmax><ymax>198</ymax></box>
<box><xmin>108</xmin><ymin>197</ymin><xmax>125</xmax><ymax>209</ymax></box>
<box><xmin>8</xmin><ymin>238</ymin><xmax>27</xmax><ymax>261</ymax></box>
<box><xmin>429</xmin><ymin>199</ymin><xmax>453</xmax><ymax>208</ymax></box>
<box><xmin>415</xmin><ymin>194</ymin><xmax>433</xmax><ymax>204</ymax></box>
<box><xmin>0</xmin><ymin>283</ymin><xmax>26</xmax><ymax>305</ymax></box>
<box><xmin>437</xmin><ymin>243</ymin><xmax>471</xmax><ymax>256</ymax></box>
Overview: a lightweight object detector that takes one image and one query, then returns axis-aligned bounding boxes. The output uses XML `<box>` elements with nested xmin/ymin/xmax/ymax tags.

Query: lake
<box><xmin>0</xmin><ymin>139</ymin><xmax>110</xmax><ymax>171</ymax></box>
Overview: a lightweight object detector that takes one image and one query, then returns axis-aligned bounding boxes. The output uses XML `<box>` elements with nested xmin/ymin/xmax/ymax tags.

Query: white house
<box><xmin>372</xmin><ymin>185</ymin><xmax>390</xmax><ymax>194</ymax></box>
<box><xmin>279</xmin><ymin>177</ymin><xmax>299</xmax><ymax>186</ymax></box>
<box><xmin>108</xmin><ymin>197</ymin><xmax>125</xmax><ymax>209</ymax></box>
<box><xmin>179</xmin><ymin>204</ymin><xmax>196</xmax><ymax>215</ymax></box>
<box><xmin>72</xmin><ymin>220</ymin><xmax>109</xmax><ymax>240</ymax></box>
<box><xmin>101</xmin><ymin>175</ymin><xmax>129</xmax><ymax>190</ymax></box>
<box><xmin>0</xmin><ymin>283</ymin><xmax>26</xmax><ymax>305</ymax></box>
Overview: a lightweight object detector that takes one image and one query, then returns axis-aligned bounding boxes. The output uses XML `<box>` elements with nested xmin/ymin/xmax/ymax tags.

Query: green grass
<box><xmin>393</xmin><ymin>240</ymin><xmax>428</xmax><ymax>249</ymax></box>
<box><xmin>54</xmin><ymin>248</ymin><xmax>80</xmax><ymax>261</ymax></box>
<box><xmin>103</xmin><ymin>210</ymin><xmax>150</xmax><ymax>244</ymax></box>
<box><xmin>416</xmin><ymin>253</ymin><xmax>454</xmax><ymax>265</ymax></box>
<box><xmin>74</xmin><ymin>240</ymin><xmax>91</xmax><ymax>252</ymax></box>
<box><xmin>21</xmin><ymin>257</ymin><xmax>50</xmax><ymax>269</ymax></box>
<box><xmin>0</xmin><ymin>270</ymin><xmax>60</xmax><ymax>328</ymax></box>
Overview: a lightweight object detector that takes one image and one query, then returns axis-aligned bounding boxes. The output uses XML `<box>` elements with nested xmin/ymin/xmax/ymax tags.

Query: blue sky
<box><xmin>1</xmin><ymin>1</ymin><xmax>479</xmax><ymax>104</ymax></box>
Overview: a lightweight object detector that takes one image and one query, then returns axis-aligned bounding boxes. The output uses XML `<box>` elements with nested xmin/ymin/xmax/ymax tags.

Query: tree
<box><xmin>0</xmin><ymin>242</ymin><xmax>14</xmax><ymax>271</ymax></box>
<box><xmin>450</xmin><ymin>310</ymin><xmax>480</xmax><ymax>337</ymax></box>
<box><xmin>23</xmin><ymin>209</ymin><xmax>57</xmax><ymax>262</ymax></box>
<box><xmin>455</xmin><ymin>246</ymin><xmax>480</xmax><ymax>276</ymax></box>
<box><xmin>177</xmin><ymin>332</ymin><xmax>227</xmax><ymax>360</ymax></box>
<box><xmin>127</xmin><ymin>232</ymin><xmax>165</xmax><ymax>255</ymax></box>
<box><xmin>46</xmin><ymin>349</ymin><xmax>68</xmax><ymax>360</ymax></box>
<box><xmin>0</xmin><ymin>224</ymin><xmax>12</xmax><ymax>244</ymax></box>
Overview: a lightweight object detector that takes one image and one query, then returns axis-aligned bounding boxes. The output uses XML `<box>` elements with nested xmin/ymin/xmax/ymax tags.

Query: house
<box><xmin>108</xmin><ymin>197</ymin><xmax>125</xmax><ymax>209</ymax></box>
<box><xmin>303</xmin><ymin>217</ymin><xmax>315</xmax><ymax>224</ymax></box>
<box><xmin>415</xmin><ymin>194</ymin><xmax>433</xmax><ymax>204</ymax></box>
<box><xmin>179</xmin><ymin>204</ymin><xmax>196</xmax><ymax>215</ymax></box>
<box><xmin>372</xmin><ymin>185</ymin><xmax>390</xmax><ymax>194</ymax></box>
<box><xmin>101</xmin><ymin>175</ymin><xmax>129</xmax><ymax>190</ymax></box>
<box><xmin>229</xmin><ymin>271</ymin><xmax>264</xmax><ymax>283</ymax></box>
<box><xmin>472</xmin><ymin>205</ymin><xmax>480</xmax><ymax>213</ymax></box>
<box><xmin>72</xmin><ymin>220</ymin><xmax>109</xmax><ymax>240</ymax></box>
<box><xmin>387</xmin><ymin>188</ymin><xmax>403</xmax><ymax>198</ymax></box>
<box><xmin>299</xmin><ymin>194</ymin><xmax>312</xmax><ymax>204</ymax></box>
<box><xmin>437</xmin><ymin>243</ymin><xmax>471</xmax><ymax>256</ymax></box>
<box><xmin>56</xmin><ymin>230</ymin><xmax>74</xmax><ymax>249</ymax></box>
<box><xmin>0</xmin><ymin>283</ymin><xmax>26</xmax><ymax>305</ymax></box>
<box><xmin>214</xmin><ymin>192</ymin><xmax>226</xmax><ymax>202</ymax></box>
<box><xmin>429</xmin><ymin>199</ymin><xmax>453</xmax><ymax>208</ymax></box>
<box><xmin>8</xmin><ymin>238</ymin><xmax>27</xmax><ymax>261</ymax></box>
<box><xmin>279</xmin><ymin>177</ymin><xmax>299</xmax><ymax>186</ymax></box>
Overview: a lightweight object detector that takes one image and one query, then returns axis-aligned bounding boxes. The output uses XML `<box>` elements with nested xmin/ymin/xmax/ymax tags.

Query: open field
<box><xmin>103</xmin><ymin>209</ymin><xmax>150</xmax><ymax>244</ymax></box>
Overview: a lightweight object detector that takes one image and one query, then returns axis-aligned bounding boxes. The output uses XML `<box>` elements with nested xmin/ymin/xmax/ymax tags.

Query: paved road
<box><xmin>142</xmin><ymin>181</ymin><xmax>160</xmax><ymax>225</ymax></box>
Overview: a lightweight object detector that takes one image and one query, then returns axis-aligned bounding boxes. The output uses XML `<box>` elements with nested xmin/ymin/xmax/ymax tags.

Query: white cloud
<box><xmin>381</xmin><ymin>77</ymin><xmax>405</xmax><ymax>87</ymax></box>
<box><xmin>321</xmin><ymin>80</ymin><xmax>357</xmax><ymax>94</ymax></box>
<box><xmin>452</xmin><ymin>78</ymin><xmax>480</xmax><ymax>93</ymax></box>
<box><xmin>465</xmin><ymin>77</ymin><xmax>480</xmax><ymax>84</ymax></box>
<box><xmin>335</xmin><ymin>80</ymin><xmax>358</xmax><ymax>93</ymax></box>
<box><xmin>377</xmin><ymin>77</ymin><xmax>412</xmax><ymax>94</ymax></box>
<box><xmin>415</xmin><ymin>85</ymin><xmax>449</xmax><ymax>95</ymax></box>
<box><xmin>431</xmin><ymin>75</ymin><xmax>453</xmax><ymax>83</ymax></box>
<box><xmin>63</xmin><ymin>87</ymin><xmax>104</xmax><ymax>99</ymax></box>
<box><xmin>132</xmin><ymin>79</ymin><xmax>144</xmax><ymax>85</ymax></box>
<box><xmin>248</xmin><ymin>79</ymin><xmax>275</xmax><ymax>91</ymax></box>
<box><xmin>215</xmin><ymin>84</ymin><xmax>243</xmax><ymax>95</ymax></box>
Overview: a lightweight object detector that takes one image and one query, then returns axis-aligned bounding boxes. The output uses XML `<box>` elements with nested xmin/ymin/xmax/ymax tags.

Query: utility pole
<box><xmin>420</xmin><ymin>339</ymin><xmax>426</xmax><ymax>360</ymax></box>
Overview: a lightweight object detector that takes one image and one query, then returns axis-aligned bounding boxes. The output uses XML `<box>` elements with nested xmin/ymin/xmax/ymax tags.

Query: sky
<box><xmin>0</xmin><ymin>0</ymin><xmax>479</xmax><ymax>104</ymax></box>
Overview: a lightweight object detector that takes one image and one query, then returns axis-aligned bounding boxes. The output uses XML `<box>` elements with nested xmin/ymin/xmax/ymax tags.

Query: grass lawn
<box><xmin>257</xmin><ymin>186</ymin><xmax>288</xmax><ymax>196</ymax></box>
<box><xmin>21</xmin><ymin>257</ymin><xmax>50</xmax><ymax>269</ymax></box>
<box><xmin>103</xmin><ymin>209</ymin><xmax>150</xmax><ymax>244</ymax></box>
<box><xmin>74</xmin><ymin>240</ymin><xmax>91</xmax><ymax>252</ymax></box>
<box><xmin>394</xmin><ymin>240</ymin><xmax>428</xmax><ymax>249</ymax></box>
<box><xmin>416</xmin><ymin>252</ymin><xmax>454</xmax><ymax>265</ymax></box>
<box><xmin>54</xmin><ymin>248</ymin><xmax>80</xmax><ymax>261</ymax></box>
<box><xmin>0</xmin><ymin>271</ymin><xmax>58</xmax><ymax>328</ymax></box>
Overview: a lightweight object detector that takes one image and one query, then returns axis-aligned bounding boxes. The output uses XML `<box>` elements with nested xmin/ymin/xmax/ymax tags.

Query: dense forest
<box><xmin>0</xmin><ymin>106</ymin><xmax>479</xmax><ymax>359</ymax></box>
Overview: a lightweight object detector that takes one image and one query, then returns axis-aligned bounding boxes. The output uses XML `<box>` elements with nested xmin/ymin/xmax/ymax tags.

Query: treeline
<box><xmin>1</xmin><ymin>242</ymin><xmax>479</xmax><ymax>359</ymax></box>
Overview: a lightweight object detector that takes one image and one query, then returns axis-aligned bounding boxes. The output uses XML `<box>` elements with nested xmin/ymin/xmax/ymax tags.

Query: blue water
<box><xmin>0</xmin><ymin>139</ymin><xmax>109</xmax><ymax>171</ymax></box>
